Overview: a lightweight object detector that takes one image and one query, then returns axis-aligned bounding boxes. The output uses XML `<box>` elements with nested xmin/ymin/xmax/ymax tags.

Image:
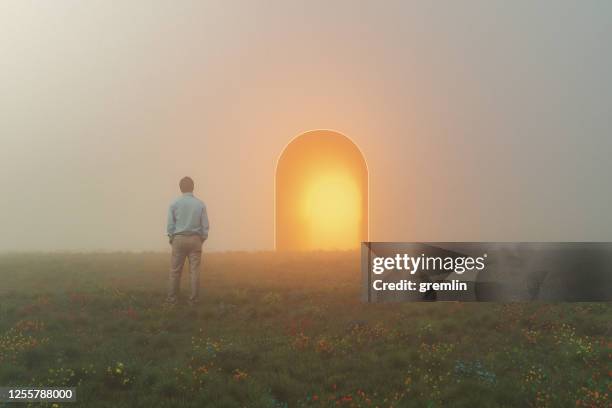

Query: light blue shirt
<box><xmin>167</xmin><ymin>193</ymin><xmax>209</xmax><ymax>239</ymax></box>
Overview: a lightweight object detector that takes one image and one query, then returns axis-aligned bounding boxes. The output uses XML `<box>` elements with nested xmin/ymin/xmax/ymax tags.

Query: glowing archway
<box><xmin>275</xmin><ymin>130</ymin><xmax>368</xmax><ymax>251</ymax></box>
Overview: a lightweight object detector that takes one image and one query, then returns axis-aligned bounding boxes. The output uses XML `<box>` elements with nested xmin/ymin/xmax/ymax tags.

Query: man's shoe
<box><xmin>163</xmin><ymin>299</ymin><xmax>178</xmax><ymax>308</ymax></box>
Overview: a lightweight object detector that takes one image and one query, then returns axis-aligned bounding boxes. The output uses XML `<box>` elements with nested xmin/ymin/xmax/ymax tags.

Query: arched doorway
<box><xmin>275</xmin><ymin>130</ymin><xmax>368</xmax><ymax>250</ymax></box>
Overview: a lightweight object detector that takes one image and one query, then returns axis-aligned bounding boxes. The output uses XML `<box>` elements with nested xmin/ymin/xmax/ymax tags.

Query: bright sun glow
<box><xmin>302</xmin><ymin>173</ymin><xmax>361</xmax><ymax>250</ymax></box>
<box><xmin>275</xmin><ymin>130</ymin><xmax>368</xmax><ymax>251</ymax></box>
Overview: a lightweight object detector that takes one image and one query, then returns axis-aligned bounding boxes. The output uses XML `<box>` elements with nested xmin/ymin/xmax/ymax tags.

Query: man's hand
<box><xmin>169</xmin><ymin>236</ymin><xmax>174</xmax><ymax>245</ymax></box>
<box><xmin>200</xmin><ymin>236</ymin><xmax>207</xmax><ymax>244</ymax></box>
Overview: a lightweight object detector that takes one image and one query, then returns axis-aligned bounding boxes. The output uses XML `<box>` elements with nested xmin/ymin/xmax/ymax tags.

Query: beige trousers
<box><xmin>167</xmin><ymin>235</ymin><xmax>202</xmax><ymax>303</ymax></box>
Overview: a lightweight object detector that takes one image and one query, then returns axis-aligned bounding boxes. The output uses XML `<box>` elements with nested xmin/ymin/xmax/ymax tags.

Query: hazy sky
<box><xmin>1</xmin><ymin>1</ymin><xmax>611</xmax><ymax>251</ymax></box>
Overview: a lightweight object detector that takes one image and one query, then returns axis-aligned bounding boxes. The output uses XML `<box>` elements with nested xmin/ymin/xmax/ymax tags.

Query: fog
<box><xmin>1</xmin><ymin>1</ymin><xmax>611</xmax><ymax>251</ymax></box>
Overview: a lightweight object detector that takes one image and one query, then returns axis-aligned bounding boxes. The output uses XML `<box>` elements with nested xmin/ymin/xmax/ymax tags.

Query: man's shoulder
<box><xmin>194</xmin><ymin>196</ymin><xmax>206</xmax><ymax>208</ymax></box>
<box><xmin>170</xmin><ymin>195</ymin><xmax>189</xmax><ymax>208</ymax></box>
<box><xmin>171</xmin><ymin>194</ymin><xmax>205</xmax><ymax>208</ymax></box>
<box><xmin>184</xmin><ymin>195</ymin><xmax>205</xmax><ymax>205</ymax></box>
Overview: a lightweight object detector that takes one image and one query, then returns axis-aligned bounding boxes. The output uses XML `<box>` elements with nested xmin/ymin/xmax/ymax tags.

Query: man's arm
<box><xmin>201</xmin><ymin>204</ymin><xmax>209</xmax><ymax>241</ymax></box>
<box><xmin>166</xmin><ymin>204</ymin><xmax>176</xmax><ymax>242</ymax></box>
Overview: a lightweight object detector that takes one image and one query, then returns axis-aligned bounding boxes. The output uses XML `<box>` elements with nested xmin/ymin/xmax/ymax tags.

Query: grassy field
<box><xmin>0</xmin><ymin>251</ymin><xmax>610</xmax><ymax>407</ymax></box>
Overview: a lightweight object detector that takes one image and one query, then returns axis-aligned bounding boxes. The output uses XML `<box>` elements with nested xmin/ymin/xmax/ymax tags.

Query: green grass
<box><xmin>0</xmin><ymin>252</ymin><xmax>610</xmax><ymax>407</ymax></box>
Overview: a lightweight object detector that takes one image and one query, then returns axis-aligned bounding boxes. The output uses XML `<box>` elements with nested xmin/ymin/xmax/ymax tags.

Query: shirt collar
<box><xmin>183</xmin><ymin>192</ymin><xmax>194</xmax><ymax>196</ymax></box>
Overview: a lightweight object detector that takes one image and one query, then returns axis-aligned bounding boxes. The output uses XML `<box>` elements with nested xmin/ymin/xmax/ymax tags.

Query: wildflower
<box><xmin>315</xmin><ymin>338</ymin><xmax>334</xmax><ymax>355</ymax></box>
<box><xmin>291</xmin><ymin>332</ymin><xmax>310</xmax><ymax>350</ymax></box>
<box><xmin>233</xmin><ymin>369</ymin><xmax>248</xmax><ymax>381</ymax></box>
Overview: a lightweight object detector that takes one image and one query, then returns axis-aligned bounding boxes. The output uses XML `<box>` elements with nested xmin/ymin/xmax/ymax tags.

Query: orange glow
<box><xmin>275</xmin><ymin>130</ymin><xmax>368</xmax><ymax>251</ymax></box>
<box><xmin>302</xmin><ymin>172</ymin><xmax>361</xmax><ymax>250</ymax></box>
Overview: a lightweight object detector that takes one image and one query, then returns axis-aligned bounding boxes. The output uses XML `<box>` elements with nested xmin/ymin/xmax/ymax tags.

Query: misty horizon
<box><xmin>2</xmin><ymin>1</ymin><xmax>612</xmax><ymax>251</ymax></box>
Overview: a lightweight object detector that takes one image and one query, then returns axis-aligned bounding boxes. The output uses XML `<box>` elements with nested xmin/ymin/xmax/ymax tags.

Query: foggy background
<box><xmin>1</xmin><ymin>1</ymin><xmax>611</xmax><ymax>251</ymax></box>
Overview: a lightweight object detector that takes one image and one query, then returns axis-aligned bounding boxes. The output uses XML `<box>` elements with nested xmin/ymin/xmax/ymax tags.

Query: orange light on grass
<box><xmin>275</xmin><ymin>130</ymin><xmax>368</xmax><ymax>251</ymax></box>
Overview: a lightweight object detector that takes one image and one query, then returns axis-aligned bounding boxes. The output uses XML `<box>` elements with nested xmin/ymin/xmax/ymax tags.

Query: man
<box><xmin>166</xmin><ymin>176</ymin><xmax>209</xmax><ymax>305</ymax></box>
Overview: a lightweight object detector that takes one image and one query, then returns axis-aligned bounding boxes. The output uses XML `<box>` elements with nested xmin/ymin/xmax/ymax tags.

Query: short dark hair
<box><xmin>179</xmin><ymin>177</ymin><xmax>194</xmax><ymax>193</ymax></box>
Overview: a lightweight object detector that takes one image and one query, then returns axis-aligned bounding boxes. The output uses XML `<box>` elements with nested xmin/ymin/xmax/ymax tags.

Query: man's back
<box><xmin>167</xmin><ymin>192</ymin><xmax>209</xmax><ymax>239</ymax></box>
